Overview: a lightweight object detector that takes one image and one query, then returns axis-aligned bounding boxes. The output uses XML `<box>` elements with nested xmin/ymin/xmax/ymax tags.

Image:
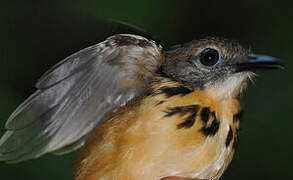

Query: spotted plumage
<box><xmin>225</xmin><ymin>126</ymin><xmax>233</xmax><ymax>147</ymax></box>
<box><xmin>0</xmin><ymin>32</ymin><xmax>283</xmax><ymax>180</ymax></box>
<box><xmin>160</xmin><ymin>86</ymin><xmax>193</xmax><ymax>97</ymax></box>
<box><xmin>163</xmin><ymin>104</ymin><xmax>200</xmax><ymax>128</ymax></box>
<box><xmin>199</xmin><ymin>113</ymin><xmax>220</xmax><ymax>136</ymax></box>
<box><xmin>75</xmin><ymin>78</ymin><xmax>243</xmax><ymax>180</ymax></box>
<box><xmin>200</xmin><ymin>107</ymin><xmax>211</xmax><ymax>124</ymax></box>
<box><xmin>233</xmin><ymin>111</ymin><xmax>243</xmax><ymax>122</ymax></box>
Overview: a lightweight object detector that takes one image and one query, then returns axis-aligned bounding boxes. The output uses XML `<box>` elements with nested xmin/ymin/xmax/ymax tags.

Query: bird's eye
<box><xmin>199</xmin><ymin>48</ymin><xmax>220</xmax><ymax>66</ymax></box>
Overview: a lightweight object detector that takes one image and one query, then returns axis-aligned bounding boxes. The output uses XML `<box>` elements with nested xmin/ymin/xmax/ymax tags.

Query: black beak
<box><xmin>235</xmin><ymin>54</ymin><xmax>285</xmax><ymax>72</ymax></box>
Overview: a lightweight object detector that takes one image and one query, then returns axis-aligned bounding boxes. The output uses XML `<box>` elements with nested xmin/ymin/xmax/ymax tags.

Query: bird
<box><xmin>0</xmin><ymin>32</ymin><xmax>283</xmax><ymax>180</ymax></box>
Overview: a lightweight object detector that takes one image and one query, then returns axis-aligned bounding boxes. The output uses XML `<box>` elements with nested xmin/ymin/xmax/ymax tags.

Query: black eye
<box><xmin>199</xmin><ymin>48</ymin><xmax>220</xmax><ymax>66</ymax></box>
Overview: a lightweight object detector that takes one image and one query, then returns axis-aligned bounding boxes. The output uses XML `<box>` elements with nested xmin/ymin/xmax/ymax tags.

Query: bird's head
<box><xmin>161</xmin><ymin>37</ymin><xmax>284</xmax><ymax>99</ymax></box>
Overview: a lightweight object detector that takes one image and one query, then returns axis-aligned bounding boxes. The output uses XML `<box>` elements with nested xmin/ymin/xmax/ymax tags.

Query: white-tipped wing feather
<box><xmin>0</xmin><ymin>34</ymin><xmax>163</xmax><ymax>163</ymax></box>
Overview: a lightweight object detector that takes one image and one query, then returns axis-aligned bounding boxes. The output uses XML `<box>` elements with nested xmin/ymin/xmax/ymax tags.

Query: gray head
<box><xmin>160</xmin><ymin>37</ymin><xmax>284</xmax><ymax>99</ymax></box>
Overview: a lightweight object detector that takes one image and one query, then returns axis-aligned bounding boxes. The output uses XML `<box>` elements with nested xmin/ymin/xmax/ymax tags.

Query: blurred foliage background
<box><xmin>0</xmin><ymin>0</ymin><xmax>292</xmax><ymax>179</ymax></box>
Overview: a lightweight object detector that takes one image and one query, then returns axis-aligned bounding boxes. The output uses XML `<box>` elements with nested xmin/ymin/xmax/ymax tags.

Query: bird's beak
<box><xmin>235</xmin><ymin>54</ymin><xmax>285</xmax><ymax>72</ymax></box>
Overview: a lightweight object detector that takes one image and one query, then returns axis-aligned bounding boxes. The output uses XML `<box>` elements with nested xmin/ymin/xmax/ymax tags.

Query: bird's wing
<box><xmin>0</xmin><ymin>34</ymin><xmax>163</xmax><ymax>163</ymax></box>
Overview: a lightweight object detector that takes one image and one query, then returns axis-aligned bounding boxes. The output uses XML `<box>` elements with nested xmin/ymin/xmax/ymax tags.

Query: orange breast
<box><xmin>74</xmin><ymin>81</ymin><xmax>241</xmax><ymax>180</ymax></box>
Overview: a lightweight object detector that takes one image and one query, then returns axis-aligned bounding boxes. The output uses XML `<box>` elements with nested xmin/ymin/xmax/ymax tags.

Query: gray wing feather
<box><xmin>0</xmin><ymin>34</ymin><xmax>163</xmax><ymax>163</ymax></box>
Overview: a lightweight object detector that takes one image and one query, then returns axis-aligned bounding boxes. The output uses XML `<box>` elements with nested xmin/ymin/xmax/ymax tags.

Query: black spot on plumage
<box><xmin>200</xmin><ymin>107</ymin><xmax>210</xmax><ymax>123</ymax></box>
<box><xmin>200</xmin><ymin>119</ymin><xmax>220</xmax><ymax>136</ymax></box>
<box><xmin>232</xmin><ymin>127</ymin><xmax>240</xmax><ymax>149</ymax></box>
<box><xmin>233</xmin><ymin>111</ymin><xmax>243</xmax><ymax>122</ymax></box>
<box><xmin>200</xmin><ymin>112</ymin><xmax>220</xmax><ymax>136</ymax></box>
<box><xmin>164</xmin><ymin>105</ymin><xmax>200</xmax><ymax>128</ymax></box>
<box><xmin>164</xmin><ymin>107</ymin><xmax>185</xmax><ymax>117</ymax></box>
<box><xmin>177</xmin><ymin>112</ymin><xmax>197</xmax><ymax>129</ymax></box>
<box><xmin>160</xmin><ymin>86</ymin><xmax>192</xmax><ymax>97</ymax></box>
<box><xmin>164</xmin><ymin>105</ymin><xmax>199</xmax><ymax>117</ymax></box>
<box><xmin>225</xmin><ymin>126</ymin><xmax>233</xmax><ymax>147</ymax></box>
<box><xmin>177</xmin><ymin>106</ymin><xmax>200</xmax><ymax>129</ymax></box>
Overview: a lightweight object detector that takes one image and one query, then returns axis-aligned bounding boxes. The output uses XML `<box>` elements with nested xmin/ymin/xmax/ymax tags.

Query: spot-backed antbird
<box><xmin>0</xmin><ymin>31</ymin><xmax>284</xmax><ymax>180</ymax></box>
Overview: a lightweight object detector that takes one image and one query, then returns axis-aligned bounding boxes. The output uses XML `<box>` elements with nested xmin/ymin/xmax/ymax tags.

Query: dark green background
<box><xmin>0</xmin><ymin>0</ymin><xmax>292</xmax><ymax>179</ymax></box>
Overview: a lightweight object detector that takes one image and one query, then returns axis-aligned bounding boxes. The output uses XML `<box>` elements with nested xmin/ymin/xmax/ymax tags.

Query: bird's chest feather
<box><xmin>76</xmin><ymin>84</ymin><xmax>242</xmax><ymax>180</ymax></box>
